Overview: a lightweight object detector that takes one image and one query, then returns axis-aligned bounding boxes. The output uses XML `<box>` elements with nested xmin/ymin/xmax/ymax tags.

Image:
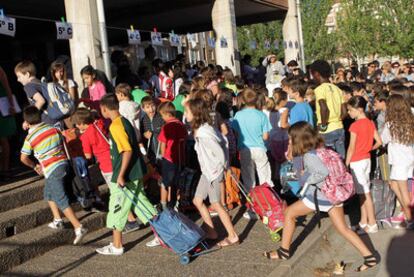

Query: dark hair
<box><xmin>273</xmin><ymin>88</ymin><xmax>287</xmax><ymax>106</ymax></box>
<box><xmin>23</xmin><ymin>106</ymin><xmax>42</xmax><ymax>125</ymax></box>
<box><xmin>179</xmin><ymin>81</ymin><xmax>192</xmax><ymax>95</ymax></box>
<box><xmin>72</xmin><ymin>108</ymin><xmax>95</xmax><ymax>125</ymax></box>
<box><xmin>256</xmin><ymin>91</ymin><xmax>266</xmax><ymax>110</ymax></box>
<box><xmin>141</xmin><ymin>96</ymin><xmax>155</xmax><ymax>107</ymax></box>
<box><xmin>100</xmin><ymin>93</ymin><xmax>119</xmax><ymax>111</ymax></box>
<box><xmin>348</xmin><ymin>96</ymin><xmax>367</xmax><ymax>111</ymax></box>
<box><xmin>349</xmin><ymin>81</ymin><xmax>364</xmax><ymax>93</ymax></box>
<box><xmin>242</xmin><ymin>88</ymin><xmax>258</xmax><ymax>106</ymax></box>
<box><xmin>287</xmin><ymin>60</ymin><xmax>299</xmax><ymax>67</ymax></box>
<box><xmin>337</xmin><ymin>83</ymin><xmax>353</xmax><ymax>95</ymax></box>
<box><xmin>374</xmin><ymin>90</ymin><xmax>389</xmax><ymax>102</ymax></box>
<box><xmin>186</xmin><ymin>98</ymin><xmax>212</xmax><ymax>130</ymax></box>
<box><xmin>193</xmin><ymin>89</ymin><xmax>214</xmax><ymax>109</ymax></box>
<box><xmin>310</xmin><ymin>60</ymin><xmax>331</xmax><ymax>79</ymax></box>
<box><xmin>289</xmin><ymin>79</ymin><xmax>308</xmax><ymax>98</ymax></box>
<box><xmin>223</xmin><ymin>68</ymin><xmax>235</xmax><ymax>84</ymax></box>
<box><xmin>216</xmin><ymin>101</ymin><xmax>231</xmax><ymax>120</ymax></box>
<box><xmin>158</xmin><ymin>101</ymin><xmax>176</xmax><ymax>117</ymax></box>
<box><xmin>80</xmin><ymin>65</ymin><xmax>96</xmax><ymax>77</ymax></box>
<box><xmin>234</xmin><ymin>75</ymin><xmax>245</xmax><ymax>90</ymax></box>
<box><xmin>288</xmin><ymin>122</ymin><xmax>324</xmax><ymax>157</ymax></box>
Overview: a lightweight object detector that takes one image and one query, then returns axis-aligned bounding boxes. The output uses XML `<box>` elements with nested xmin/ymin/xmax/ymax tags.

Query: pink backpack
<box><xmin>316</xmin><ymin>148</ymin><xmax>355</xmax><ymax>204</ymax></box>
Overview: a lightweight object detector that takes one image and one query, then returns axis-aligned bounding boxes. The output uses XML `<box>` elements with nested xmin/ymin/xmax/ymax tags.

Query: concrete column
<box><xmin>64</xmin><ymin>0</ymin><xmax>104</xmax><ymax>89</ymax></box>
<box><xmin>212</xmin><ymin>0</ymin><xmax>240</xmax><ymax>75</ymax></box>
<box><xmin>282</xmin><ymin>0</ymin><xmax>300</xmax><ymax>65</ymax></box>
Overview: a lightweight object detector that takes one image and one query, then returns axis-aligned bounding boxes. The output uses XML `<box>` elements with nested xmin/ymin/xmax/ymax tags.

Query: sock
<box><xmin>161</xmin><ymin>202</ymin><xmax>168</xmax><ymax>210</ymax></box>
<box><xmin>54</xmin><ymin>218</ymin><xmax>63</xmax><ymax>223</ymax></box>
<box><xmin>75</xmin><ymin>225</ymin><xmax>83</xmax><ymax>235</ymax></box>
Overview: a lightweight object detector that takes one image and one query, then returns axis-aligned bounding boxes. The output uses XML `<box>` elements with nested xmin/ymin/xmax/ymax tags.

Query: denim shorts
<box><xmin>44</xmin><ymin>163</ymin><xmax>70</xmax><ymax>211</ymax></box>
<box><xmin>161</xmin><ymin>158</ymin><xmax>180</xmax><ymax>188</ymax></box>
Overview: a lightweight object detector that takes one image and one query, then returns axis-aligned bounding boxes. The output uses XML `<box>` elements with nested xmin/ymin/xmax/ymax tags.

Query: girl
<box><xmin>346</xmin><ymin>96</ymin><xmax>382</xmax><ymax>233</ymax></box>
<box><xmin>184</xmin><ymin>98</ymin><xmax>239</xmax><ymax>247</ymax></box>
<box><xmin>221</xmin><ymin>68</ymin><xmax>237</xmax><ymax>94</ymax></box>
<box><xmin>51</xmin><ymin>62</ymin><xmax>78</xmax><ymax>102</ymax></box>
<box><xmin>381</xmin><ymin>94</ymin><xmax>414</xmax><ymax>229</ymax></box>
<box><xmin>264</xmin><ymin>122</ymin><xmax>379</xmax><ymax>272</ymax></box>
<box><xmin>80</xmin><ymin>65</ymin><xmax>106</xmax><ymax>111</ymax></box>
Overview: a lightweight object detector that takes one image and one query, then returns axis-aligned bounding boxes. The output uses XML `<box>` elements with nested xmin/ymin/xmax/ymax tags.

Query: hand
<box><xmin>34</xmin><ymin>164</ymin><xmax>43</xmax><ymax>176</ymax></box>
<box><xmin>22</xmin><ymin>121</ymin><xmax>30</xmax><ymax>131</ymax></box>
<box><xmin>117</xmin><ymin>175</ymin><xmax>126</xmax><ymax>188</ymax></box>
<box><xmin>140</xmin><ymin>146</ymin><xmax>147</xmax><ymax>156</ymax></box>
<box><xmin>144</xmin><ymin>131</ymin><xmax>152</xmax><ymax>140</ymax></box>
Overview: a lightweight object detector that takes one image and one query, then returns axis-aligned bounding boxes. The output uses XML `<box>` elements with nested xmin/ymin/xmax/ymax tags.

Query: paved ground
<box><xmin>5</xmin><ymin>206</ymin><xmax>414</xmax><ymax>276</ymax></box>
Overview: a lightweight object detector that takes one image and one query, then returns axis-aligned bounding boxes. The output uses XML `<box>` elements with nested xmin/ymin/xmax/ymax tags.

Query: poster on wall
<box><xmin>56</xmin><ymin>22</ymin><xmax>73</xmax><ymax>40</ymax></box>
<box><xmin>0</xmin><ymin>15</ymin><xmax>16</xmax><ymax>37</ymax></box>
<box><xmin>273</xmin><ymin>39</ymin><xmax>279</xmax><ymax>50</ymax></box>
<box><xmin>169</xmin><ymin>33</ymin><xmax>180</xmax><ymax>47</ymax></box>
<box><xmin>208</xmin><ymin>37</ymin><xmax>216</xmax><ymax>48</ymax></box>
<box><xmin>264</xmin><ymin>39</ymin><xmax>271</xmax><ymax>49</ymax></box>
<box><xmin>151</xmin><ymin>31</ymin><xmax>163</xmax><ymax>46</ymax></box>
<box><xmin>127</xmin><ymin>29</ymin><xmax>141</xmax><ymax>44</ymax></box>
<box><xmin>220</xmin><ymin>36</ymin><xmax>228</xmax><ymax>48</ymax></box>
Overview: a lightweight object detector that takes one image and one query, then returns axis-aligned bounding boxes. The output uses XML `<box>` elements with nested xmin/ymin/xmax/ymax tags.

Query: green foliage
<box><xmin>237</xmin><ymin>21</ymin><xmax>284</xmax><ymax>66</ymax></box>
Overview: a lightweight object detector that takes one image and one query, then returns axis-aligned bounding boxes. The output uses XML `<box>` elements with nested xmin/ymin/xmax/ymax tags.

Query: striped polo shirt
<box><xmin>21</xmin><ymin>122</ymin><xmax>68</xmax><ymax>178</ymax></box>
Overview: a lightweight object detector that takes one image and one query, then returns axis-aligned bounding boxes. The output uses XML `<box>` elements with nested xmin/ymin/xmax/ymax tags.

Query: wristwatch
<box><xmin>319</xmin><ymin>124</ymin><xmax>328</xmax><ymax>132</ymax></box>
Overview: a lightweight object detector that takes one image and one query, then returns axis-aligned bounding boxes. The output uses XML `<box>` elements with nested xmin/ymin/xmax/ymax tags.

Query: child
<box><xmin>96</xmin><ymin>94</ymin><xmax>157</xmax><ymax>255</ymax></box>
<box><xmin>157</xmin><ymin>102</ymin><xmax>187</xmax><ymax>210</ymax></box>
<box><xmin>345</xmin><ymin>96</ymin><xmax>382</xmax><ymax>233</ymax></box>
<box><xmin>263</xmin><ymin>122</ymin><xmax>379</xmax><ymax>273</ymax></box>
<box><xmin>115</xmin><ymin>83</ymin><xmax>141</xmax><ymax>142</ymax></box>
<box><xmin>270</xmin><ymin>89</ymin><xmax>289</xmax><ymax>179</ymax></box>
<box><xmin>20</xmin><ymin>106</ymin><xmax>87</xmax><ymax>244</ymax></box>
<box><xmin>232</xmin><ymin>88</ymin><xmax>273</xmax><ymax>220</ymax></box>
<box><xmin>15</xmin><ymin>61</ymin><xmax>57</xmax><ymax>126</ymax></box>
<box><xmin>221</xmin><ymin>68</ymin><xmax>237</xmax><ymax>94</ymax></box>
<box><xmin>140</xmin><ymin>96</ymin><xmax>165</xmax><ymax>164</ymax></box>
<box><xmin>73</xmin><ymin>108</ymin><xmax>141</xmax><ymax>233</ymax></box>
<box><xmin>285</xmin><ymin>79</ymin><xmax>314</xmax><ymax>127</ymax></box>
<box><xmin>158</xmin><ymin>63</ymin><xmax>174</xmax><ymax>100</ymax></box>
<box><xmin>184</xmin><ymin>98</ymin><xmax>239</xmax><ymax>246</ymax></box>
<box><xmin>80</xmin><ymin>65</ymin><xmax>106</xmax><ymax>111</ymax></box>
<box><xmin>381</xmin><ymin>94</ymin><xmax>414</xmax><ymax>229</ymax></box>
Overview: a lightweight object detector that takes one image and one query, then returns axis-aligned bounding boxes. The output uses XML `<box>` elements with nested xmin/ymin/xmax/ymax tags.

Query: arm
<box><xmin>160</xmin><ymin>142</ymin><xmax>166</xmax><ymax>156</ymax></box>
<box><xmin>318</xmin><ymin>99</ymin><xmax>330</xmax><ymax>126</ymax></box>
<box><xmin>32</xmin><ymin>92</ymin><xmax>46</xmax><ymax>110</ymax></box>
<box><xmin>262</xmin><ymin>132</ymin><xmax>269</xmax><ymax>141</ymax></box>
<box><xmin>262</xmin><ymin>57</ymin><xmax>269</xmax><ymax>67</ymax></box>
<box><xmin>117</xmin><ymin>151</ymin><xmax>132</xmax><ymax>187</ymax></box>
<box><xmin>220</xmin><ymin>122</ymin><xmax>229</xmax><ymax>136</ymax></box>
<box><xmin>345</xmin><ymin>132</ymin><xmax>356</xmax><ymax>167</ymax></box>
<box><xmin>69</xmin><ymin>86</ymin><xmax>78</xmax><ymax>102</ymax></box>
<box><xmin>380</xmin><ymin>123</ymin><xmax>391</xmax><ymax>145</ymax></box>
<box><xmin>20</xmin><ymin>153</ymin><xmax>42</xmax><ymax>175</ymax></box>
<box><xmin>280</xmin><ymin>109</ymin><xmax>290</xmax><ymax>129</ymax></box>
<box><xmin>300</xmin><ymin>153</ymin><xmax>329</xmax><ymax>185</ymax></box>
<box><xmin>340</xmin><ymin>103</ymin><xmax>348</xmax><ymax>121</ymax></box>
<box><xmin>372</xmin><ymin>129</ymin><xmax>382</xmax><ymax>151</ymax></box>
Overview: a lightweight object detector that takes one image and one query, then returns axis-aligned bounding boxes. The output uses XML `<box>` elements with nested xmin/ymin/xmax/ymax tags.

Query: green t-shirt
<box><xmin>131</xmin><ymin>89</ymin><xmax>149</xmax><ymax>105</ymax></box>
<box><xmin>109</xmin><ymin>116</ymin><xmax>146</xmax><ymax>183</ymax></box>
<box><xmin>172</xmin><ymin>94</ymin><xmax>186</xmax><ymax>121</ymax></box>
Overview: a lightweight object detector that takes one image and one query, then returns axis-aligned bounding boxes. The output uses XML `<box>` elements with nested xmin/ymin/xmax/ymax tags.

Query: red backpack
<box><xmin>316</xmin><ymin>148</ymin><xmax>355</xmax><ymax>204</ymax></box>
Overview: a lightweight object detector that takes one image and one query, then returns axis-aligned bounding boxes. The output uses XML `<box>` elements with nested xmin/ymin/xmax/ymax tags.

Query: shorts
<box><xmin>44</xmin><ymin>164</ymin><xmax>70</xmax><ymax>211</ymax></box>
<box><xmin>302</xmin><ymin>197</ymin><xmax>343</xmax><ymax>212</ymax></box>
<box><xmin>194</xmin><ymin>173</ymin><xmax>224</xmax><ymax>204</ymax></box>
<box><xmin>390</xmin><ymin>164</ymin><xmax>414</xmax><ymax>181</ymax></box>
<box><xmin>350</xmin><ymin>159</ymin><xmax>371</xmax><ymax>194</ymax></box>
<box><xmin>161</xmin><ymin>158</ymin><xmax>179</xmax><ymax>188</ymax></box>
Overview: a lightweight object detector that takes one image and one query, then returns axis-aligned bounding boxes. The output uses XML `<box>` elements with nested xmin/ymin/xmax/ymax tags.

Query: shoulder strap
<box><xmin>93</xmin><ymin>122</ymin><xmax>110</xmax><ymax>145</ymax></box>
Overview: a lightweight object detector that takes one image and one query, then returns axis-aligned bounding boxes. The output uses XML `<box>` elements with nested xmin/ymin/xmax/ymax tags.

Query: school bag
<box><xmin>315</xmin><ymin>148</ymin><xmax>355</xmax><ymax>204</ymax></box>
<box><xmin>280</xmin><ymin>161</ymin><xmax>301</xmax><ymax>196</ymax></box>
<box><xmin>41</xmin><ymin>82</ymin><xmax>75</xmax><ymax>120</ymax></box>
<box><xmin>224</xmin><ymin>167</ymin><xmax>241</xmax><ymax>209</ymax></box>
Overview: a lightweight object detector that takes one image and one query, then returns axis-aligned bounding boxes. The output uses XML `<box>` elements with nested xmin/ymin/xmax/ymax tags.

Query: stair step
<box><xmin>0</xmin><ymin>210</ymin><xmax>107</xmax><ymax>273</ymax></box>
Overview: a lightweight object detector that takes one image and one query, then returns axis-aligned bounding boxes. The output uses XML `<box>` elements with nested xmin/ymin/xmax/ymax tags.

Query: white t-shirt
<box><xmin>381</xmin><ymin>123</ymin><xmax>414</xmax><ymax>166</ymax></box>
<box><xmin>59</xmin><ymin>79</ymin><xmax>77</xmax><ymax>89</ymax></box>
<box><xmin>119</xmin><ymin>100</ymin><xmax>141</xmax><ymax>141</ymax></box>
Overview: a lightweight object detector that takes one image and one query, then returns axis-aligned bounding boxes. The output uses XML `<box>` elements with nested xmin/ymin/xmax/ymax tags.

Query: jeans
<box><xmin>44</xmin><ymin>163</ymin><xmax>70</xmax><ymax>211</ymax></box>
<box><xmin>321</xmin><ymin>128</ymin><xmax>345</xmax><ymax>159</ymax></box>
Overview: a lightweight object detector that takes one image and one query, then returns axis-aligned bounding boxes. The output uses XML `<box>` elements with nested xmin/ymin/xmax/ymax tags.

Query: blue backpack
<box><xmin>151</xmin><ymin>209</ymin><xmax>205</xmax><ymax>254</ymax></box>
<box><xmin>41</xmin><ymin>82</ymin><xmax>74</xmax><ymax>120</ymax></box>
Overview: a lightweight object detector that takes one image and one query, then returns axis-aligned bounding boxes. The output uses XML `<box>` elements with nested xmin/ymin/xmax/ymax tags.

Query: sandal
<box><xmin>217</xmin><ymin>237</ymin><xmax>239</xmax><ymax>248</ymax></box>
<box><xmin>355</xmin><ymin>254</ymin><xmax>378</xmax><ymax>272</ymax></box>
<box><xmin>263</xmin><ymin>247</ymin><xmax>290</xmax><ymax>260</ymax></box>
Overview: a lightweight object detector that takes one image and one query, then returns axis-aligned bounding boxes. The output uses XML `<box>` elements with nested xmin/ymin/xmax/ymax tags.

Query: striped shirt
<box><xmin>21</xmin><ymin>123</ymin><xmax>68</xmax><ymax>178</ymax></box>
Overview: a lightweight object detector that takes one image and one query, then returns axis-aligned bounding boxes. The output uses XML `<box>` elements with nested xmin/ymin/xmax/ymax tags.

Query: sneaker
<box><xmin>391</xmin><ymin>212</ymin><xmax>405</xmax><ymax>224</ymax></box>
<box><xmin>146</xmin><ymin>236</ymin><xmax>161</xmax><ymax>247</ymax></box>
<box><xmin>366</xmin><ymin>224</ymin><xmax>379</xmax><ymax>234</ymax></box>
<box><xmin>96</xmin><ymin>243</ymin><xmax>124</xmax><ymax>256</ymax></box>
<box><xmin>243</xmin><ymin>211</ymin><xmax>258</xmax><ymax>220</ymax></box>
<box><xmin>122</xmin><ymin>221</ymin><xmax>141</xmax><ymax>234</ymax></box>
<box><xmin>48</xmin><ymin>219</ymin><xmax>64</xmax><ymax>230</ymax></box>
<box><xmin>73</xmin><ymin>226</ymin><xmax>88</xmax><ymax>245</ymax></box>
<box><xmin>208</xmin><ymin>207</ymin><xmax>218</xmax><ymax>217</ymax></box>
<box><xmin>406</xmin><ymin>221</ymin><xmax>414</xmax><ymax>230</ymax></box>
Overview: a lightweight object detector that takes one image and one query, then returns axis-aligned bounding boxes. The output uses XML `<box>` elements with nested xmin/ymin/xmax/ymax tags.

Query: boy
<box><xmin>157</xmin><ymin>102</ymin><xmax>187</xmax><ymax>210</ymax></box>
<box><xmin>95</xmin><ymin>94</ymin><xmax>157</xmax><ymax>255</ymax></box>
<box><xmin>285</xmin><ymin>79</ymin><xmax>314</xmax><ymax>127</ymax></box>
<box><xmin>20</xmin><ymin>106</ymin><xmax>87</xmax><ymax>244</ymax></box>
<box><xmin>73</xmin><ymin>108</ymin><xmax>141</xmax><ymax>233</ymax></box>
<box><xmin>140</xmin><ymin>96</ymin><xmax>164</xmax><ymax>164</ymax></box>
<box><xmin>232</xmin><ymin>88</ymin><xmax>273</xmax><ymax>220</ymax></box>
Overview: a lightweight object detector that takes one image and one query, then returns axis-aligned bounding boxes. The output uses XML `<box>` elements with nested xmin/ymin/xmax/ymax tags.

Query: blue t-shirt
<box><xmin>289</xmin><ymin>102</ymin><xmax>314</xmax><ymax>127</ymax></box>
<box><xmin>232</xmin><ymin>108</ymin><xmax>271</xmax><ymax>150</ymax></box>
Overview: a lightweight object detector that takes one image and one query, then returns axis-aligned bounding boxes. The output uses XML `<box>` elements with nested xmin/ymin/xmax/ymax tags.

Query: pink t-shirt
<box><xmin>89</xmin><ymin>80</ymin><xmax>106</xmax><ymax>101</ymax></box>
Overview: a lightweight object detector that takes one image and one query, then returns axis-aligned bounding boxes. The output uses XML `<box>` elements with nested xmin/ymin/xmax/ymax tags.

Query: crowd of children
<box><xmin>10</xmin><ymin>54</ymin><xmax>414</xmax><ymax>273</ymax></box>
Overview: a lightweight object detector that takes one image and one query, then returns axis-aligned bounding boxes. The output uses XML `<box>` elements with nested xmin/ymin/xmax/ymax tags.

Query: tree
<box><xmin>237</xmin><ymin>21</ymin><xmax>284</xmax><ymax>67</ymax></box>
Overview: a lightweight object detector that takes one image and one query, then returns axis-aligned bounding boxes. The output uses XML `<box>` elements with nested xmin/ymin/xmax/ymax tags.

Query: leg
<box><xmin>160</xmin><ymin>185</ymin><xmax>168</xmax><ymax>209</ymax></box>
<box><xmin>211</xmin><ymin>202</ymin><xmax>238</xmax><ymax>244</ymax></box>
<box><xmin>62</xmin><ymin>206</ymin><xmax>81</xmax><ymax>229</ymax></box>
<box><xmin>48</xmin><ymin>201</ymin><xmax>62</xmax><ymax>220</ymax></box>
<box><xmin>193</xmin><ymin>196</ymin><xmax>217</xmax><ymax>239</ymax></box>
<box><xmin>397</xmin><ymin>180</ymin><xmax>412</xmax><ymax>221</ymax></box>
<box><xmin>113</xmin><ymin>229</ymin><xmax>122</xmax><ymax>248</ymax></box>
<box><xmin>333</xmin><ymin>129</ymin><xmax>346</xmax><ymax>160</ymax></box>
<box><xmin>252</xmin><ymin>149</ymin><xmax>273</xmax><ymax>186</ymax></box>
<box><xmin>239</xmin><ymin>149</ymin><xmax>256</xmax><ymax>192</ymax></box>
<box><xmin>364</xmin><ymin>192</ymin><xmax>377</xmax><ymax>226</ymax></box>
<box><xmin>359</xmin><ymin>194</ymin><xmax>368</xmax><ymax>226</ymax></box>
<box><xmin>220</xmin><ymin>182</ymin><xmax>226</xmax><ymax>207</ymax></box>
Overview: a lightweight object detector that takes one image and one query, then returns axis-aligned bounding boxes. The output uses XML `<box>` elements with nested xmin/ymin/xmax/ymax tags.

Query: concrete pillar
<box><xmin>282</xmin><ymin>0</ymin><xmax>300</xmax><ymax>65</ymax></box>
<box><xmin>212</xmin><ymin>0</ymin><xmax>240</xmax><ymax>75</ymax></box>
<box><xmin>64</xmin><ymin>0</ymin><xmax>104</xmax><ymax>89</ymax></box>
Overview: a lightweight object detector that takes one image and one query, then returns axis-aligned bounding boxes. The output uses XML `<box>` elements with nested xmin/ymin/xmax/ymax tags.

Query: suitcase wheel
<box><xmin>179</xmin><ymin>254</ymin><xmax>191</xmax><ymax>265</ymax></box>
<box><xmin>270</xmin><ymin>232</ymin><xmax>281</xmax><ymax>242</ymax></box>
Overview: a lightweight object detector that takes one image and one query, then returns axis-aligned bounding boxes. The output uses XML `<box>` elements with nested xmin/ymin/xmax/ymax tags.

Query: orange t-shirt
<box><xmin>349</xmin><ymin>118</ymin><xmax>376</xmax><ymax>162</ymax></box>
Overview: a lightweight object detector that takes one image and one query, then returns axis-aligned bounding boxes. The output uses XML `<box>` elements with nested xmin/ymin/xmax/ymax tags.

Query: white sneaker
<box><xmin>243</xmin><ymin>211</ymin><xmax>258</xmax><ymax>220</ymax></box>
<box><xmin>48</xmin><ymin>219</ymin><xmax>64</xmax><ymax>229</ymax></box>
<box><xmin>96</xmin><ymin>243</ymin><xmax>124</xmax><ymax>255</ymax></box>
<box><xmin>146</xmin><ymin>236</ymin><xmax>161</xmax><ymax>247</ymax></box>
<box><xmin>406</xmin><ymin>221</ymin><xmax>414</xmax><ymax>230</ymax></box>
<box><xmin>73</xmin><ymin>226</ymin><xmax>88</xmax><ymax>245</ymax></box>
<box><xmin>366</xmin><ymin>224</ymin><xmax>379</xmax><ymax>234</ymax></box>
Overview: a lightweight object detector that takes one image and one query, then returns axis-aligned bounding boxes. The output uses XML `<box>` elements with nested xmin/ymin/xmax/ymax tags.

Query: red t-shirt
<box><xmin>80</xmin><ymin>119</ymin><xmax>112</xmax><ymax>173</ymax></box>
<box><xmin>349</xmin><ymin>118</ymin><xmax>376</xmax><ymax>162</ymax></box>
<box><xmin>158</xmin><ymin>118</ymin><xmax>187</xmax><ymax>164</ymax></box>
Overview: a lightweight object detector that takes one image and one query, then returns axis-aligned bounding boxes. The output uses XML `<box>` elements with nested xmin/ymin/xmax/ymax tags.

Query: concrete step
<box><xmin>0</xmin><ymin>209</ymin><xmax>107</xmax><ymax>273</ymax></box>
<box><xmin>0</xmin><ymin>184</ymin><xmax>109</xmax><ymax>241</ymax></box>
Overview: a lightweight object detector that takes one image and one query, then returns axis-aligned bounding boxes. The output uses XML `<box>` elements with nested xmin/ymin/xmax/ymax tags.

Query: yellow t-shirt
<box><xmin>314</xmin><ymin>83</ymin><xmax>344</xmax><ymax>134</ymax></box>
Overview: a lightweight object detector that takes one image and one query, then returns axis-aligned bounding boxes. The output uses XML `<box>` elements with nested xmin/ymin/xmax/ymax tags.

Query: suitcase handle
<box><xmin>120</xmin><ymin>186</ymin><xmax>156</xmax><ymax>223</ymax></box>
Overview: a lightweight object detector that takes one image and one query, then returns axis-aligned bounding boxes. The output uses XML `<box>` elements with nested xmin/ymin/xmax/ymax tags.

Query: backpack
<box><xmin>41</xmin><ymin>82</ymin><xmax>75</xmax><ymax>120</ymax></box>
<box><xmin>316</xmin><ymin>148</ymin><xmax>355</xmax><ymax>204</ymax></box>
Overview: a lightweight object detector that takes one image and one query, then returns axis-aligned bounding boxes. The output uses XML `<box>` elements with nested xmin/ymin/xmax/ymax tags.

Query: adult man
<box><xmin>310</xmin><ymin>60</ymin><xmax>347</xmax><ymax>158</ymax></box>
